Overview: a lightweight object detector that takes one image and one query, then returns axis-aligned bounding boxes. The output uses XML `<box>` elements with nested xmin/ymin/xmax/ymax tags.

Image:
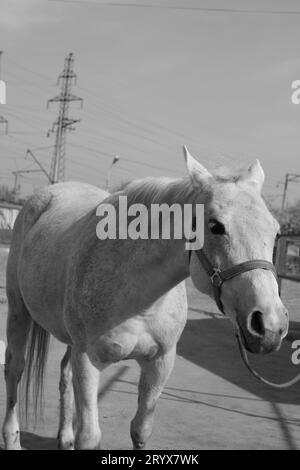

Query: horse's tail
<box><xmin>8</xmin><ymin>189</ymin><xmax>53</xmax><ymax>424</ymax></box>
<box><xmin>21</xmin><ymin>320</ymin><xmax>51</xmax><ymax>424</ymax></box>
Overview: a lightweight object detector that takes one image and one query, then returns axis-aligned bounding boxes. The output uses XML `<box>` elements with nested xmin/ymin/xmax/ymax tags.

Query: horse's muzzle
<box><xmin>240</xmin><ymin>327</ymin><xmax>283</xmax><ymax>354</ymax></box>
<box><xmin>237</xmin><ymin>307</ymin><xmax>288</xmax><ymax>354</ymax></box>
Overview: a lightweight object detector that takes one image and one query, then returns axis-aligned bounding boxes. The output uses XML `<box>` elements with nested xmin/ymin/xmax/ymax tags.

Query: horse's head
<box><xmin>185</xmin><ymin>147</ymin><xmax>288</xmax><ymax>354</ymax></box>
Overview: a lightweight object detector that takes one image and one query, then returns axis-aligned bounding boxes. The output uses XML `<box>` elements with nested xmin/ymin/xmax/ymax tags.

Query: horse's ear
<box><xmin>245</xmin><ymin>159</ymin><xmax>265</xmax><ymax>191</ymax></box>
<box><xmin>183</xmin><ymin>145</ymin><xmax>212</xmax><ymax>188</ymax></box>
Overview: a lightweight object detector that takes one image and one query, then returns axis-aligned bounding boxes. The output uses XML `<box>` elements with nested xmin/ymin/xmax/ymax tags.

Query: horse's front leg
<box><xmin>71</xmin><ymin>347</ymin><xmax>101</xmax><ymax>450</ymax></box>
<box><xmin>131</xmin><ymin>346</ymin><xmax>176</xmax><ymax>450</ymax></box>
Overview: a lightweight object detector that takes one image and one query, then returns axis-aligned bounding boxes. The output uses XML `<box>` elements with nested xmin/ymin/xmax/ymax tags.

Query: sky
<box><xmin>0</xmin><ymin>0</ymin><xmax>300</xmax><ymax>206</ymax></box>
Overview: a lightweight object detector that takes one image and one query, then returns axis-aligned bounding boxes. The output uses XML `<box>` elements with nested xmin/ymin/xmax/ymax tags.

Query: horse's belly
<box><xmin>87</xmin><ymin>327</ymin><xmax>159</xmax><ymax>368</ymax></box>
<box><xmin>87</xmin><ymin>283</ymin><xmax>188</xmax><ymax>367</ymax></box>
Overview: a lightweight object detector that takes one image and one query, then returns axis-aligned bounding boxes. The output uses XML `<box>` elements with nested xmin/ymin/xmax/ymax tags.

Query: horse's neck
<box><xmin>94</xmin><ymin>177</ymin><xmax>210</xmax><ymax>303</ymax></box>
<box><xmin>136</xmin><ymin>238</ymin><xmax>190</xmax><ymax>298</ymax></box>
<box><xmin>128</xmin><ymin>178</ymin><xmax>213</xmax><ymax>302</ymax></box>
<box><xmin>121</xmin><ymin>177</ymin><xmax>200</xmax><ymax>299</ymax></box>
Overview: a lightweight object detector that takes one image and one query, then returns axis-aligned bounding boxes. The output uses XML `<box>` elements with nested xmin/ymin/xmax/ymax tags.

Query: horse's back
<box><xmin>11</xmin><ymin>181</ymin><xmax>108</xmax><ymax>240</ymax></box>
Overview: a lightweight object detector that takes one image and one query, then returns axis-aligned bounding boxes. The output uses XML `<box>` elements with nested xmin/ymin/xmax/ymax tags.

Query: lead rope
<box><xmin>235</xmin><ymin>325</ymin><xmax>300</xmax><ymax>389</ymax></box>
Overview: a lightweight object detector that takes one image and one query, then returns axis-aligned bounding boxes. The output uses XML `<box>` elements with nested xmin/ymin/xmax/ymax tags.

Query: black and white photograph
<box><xmin>0</xmin><ymin>0</ymin><xmax>300</xmax><ymax>453</ymax></box>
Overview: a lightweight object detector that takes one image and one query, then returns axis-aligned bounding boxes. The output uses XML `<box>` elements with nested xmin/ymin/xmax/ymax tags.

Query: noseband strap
<box><xmin>190</xmin><ymin>249</ymin><xmax>277</xmax><ymax>315</ymax></box>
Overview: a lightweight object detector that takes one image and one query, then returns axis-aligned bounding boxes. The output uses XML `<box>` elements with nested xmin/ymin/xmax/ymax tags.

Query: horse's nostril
<box><xmin>250</xmin><ymin>311</ymin><xmax>265</xmax><ymax>336</ymax></box>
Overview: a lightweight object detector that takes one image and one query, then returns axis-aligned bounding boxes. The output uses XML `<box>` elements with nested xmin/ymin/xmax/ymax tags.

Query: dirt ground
<box><xmin>0</xmin><ymin>245</ymin><xmax>300</xmax><ymax>450</ymax></box>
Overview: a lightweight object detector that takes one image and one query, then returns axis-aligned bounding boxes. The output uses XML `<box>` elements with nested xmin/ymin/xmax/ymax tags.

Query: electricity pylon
<box><xmin>47</xmin><ymin>53</ymin><xmax>82</xmax><ymax>183</ymax></box>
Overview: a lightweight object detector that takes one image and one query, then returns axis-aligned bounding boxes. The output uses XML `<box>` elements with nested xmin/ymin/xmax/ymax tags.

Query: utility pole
<box><xmin>47</xmin><ymin>53</ymin><xmax>82</xmax><ymax>183</ymax></box>
<box><xmin>12</xmin><ymin>149</ymin><xmax>53</xmax><ymax>195</ymax></box>
<box><xmin>26</xmin><ymin>149</ymin><xmax>53</xmax><ymax>183</ymax></box>
<box><xmin>0</xmin><ymin>115</ymin><xmax>8</xmax><ymax>134</ymax></box>
<box><xmin>105</xmin><ymin>156</ymin><xmax>120</xmax><ymax>191</ymax></box>
<box><xmin>12</xmin><ymin>169</ymin><xmax>44</xmax><ymax>194</ymax></box>
<box><xmin>280</xmin><ymin>173</ymin><xmax>289</xmax><ymax>219</ymax></box>
<box><xmin>0</xmin><ymin>51</ymin><xmax>8</xmax><ymax>134</ymax></box>
<box><xmin>280</xmin><ymin>173</ymin><xmax>300</xmax><ymax>220</ymax></box>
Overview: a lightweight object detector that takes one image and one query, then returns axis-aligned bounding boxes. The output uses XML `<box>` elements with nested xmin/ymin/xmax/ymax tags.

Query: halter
<box><xmin>188</xmin><ymin>247</ymin><xmax>300</xmax><ymax>389</ymax></box>
<box><xmin>189</xmin><ymin>248</ymin><xmax>277</xmax><ymax>315</ymax></box>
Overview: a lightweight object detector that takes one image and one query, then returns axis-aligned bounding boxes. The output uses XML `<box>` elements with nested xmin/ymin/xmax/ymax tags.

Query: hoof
<box><xmin>131</xmin><ymin>429</ymin><xmax>146</xmax><ymax>450</ymax></box>
<box><xmin>3</xmin><ymin>430</ymin><xmax>22</xmax><ymax>450</ymax></box>
<box><xmin>133</xmin><ymin>442</ymin><xmax>146</xmax><ymax>450</ymax></box>
<box><xmin>57</xmin><ymin>430</ymin><xmax>75</xmax><ymax>450</ymax></box>
<box><xmin>74</xmin><ymin>434</ymin><xmax>102</xmax><ymax>450</ymax></box>
<box><xmin>58</xmin><ymin>439</ymin><xmax>75</xmax><ymax>450</ymax></box>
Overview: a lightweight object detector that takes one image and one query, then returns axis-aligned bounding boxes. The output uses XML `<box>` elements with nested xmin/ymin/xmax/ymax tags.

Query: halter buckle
<box><xmin>210</xmin><ymin>267</ymin><xmax>223</xmax><ymax>287</ymax></box>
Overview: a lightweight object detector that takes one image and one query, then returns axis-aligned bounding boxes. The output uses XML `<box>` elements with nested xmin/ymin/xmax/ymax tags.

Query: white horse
<box><xmin>2</xmin><ymin>148</ymin><xmax>288</xmax><ymax>450</ymax></box>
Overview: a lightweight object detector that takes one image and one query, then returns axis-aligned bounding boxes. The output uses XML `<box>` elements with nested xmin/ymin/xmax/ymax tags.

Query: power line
<box><xmin>79</xmin><ymin>100</ymin><xmax>176</xmax><ymax>153</ymax></box>
<box><xmin>68</xmin><ymin>140</ymin><xmax>181</xmax><ymax>174</ymax></box>
<box><xmin>77</xmin><ymin>85</ymin><xmax>230</xmax><ymax>160</ymax></box>
<box><xmin>78</xmin><ymin>87</ymin><xmax>178</xmax><ymax>151</ymax></box>
<box><xmin>26</xmin><ymin>149</ymin><xmax>52</xmax><ymax>183</ymax></box>
<box><xmin>3</xmin><ymin>60</ymin><xmax>219</xmax><ymax>170</ymax></box>
<box><xmin>4</xmin><ymin>109</ymin><xmax>49</xmax><ymax>134</ymax></box>
<box><xmin>48</xmin><ymin>1</ymin><xmax>300</xmax><ymax>15</ymax></box>
<box><xmin>12</xmin><ymin>169</ymin><xmax>44</xmax><ymax>194</ymax></box>
<box><xmin>7</xmin><ymin>134</ymin><xmax>49</xmax><ymax>149</ymax></box>
<box><xmin>5</xmin><ymin>57</ymin><xmax>53</xmax><ymax>84</ymax></box>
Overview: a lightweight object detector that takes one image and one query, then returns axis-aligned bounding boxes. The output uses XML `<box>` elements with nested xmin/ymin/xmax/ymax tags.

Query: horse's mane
<box><xmin>112</xmin><ymin>165</ymin><xmax>245</xmax><ymax>206</ymax></box>
<box><xmin>212</xmin><ymin>165</ymin><xmax>245</xmax><ymax>183</ymax></box>
<box><xmin>113</xmin><ymin>177</ymin><xmax>195</xmax><ymax>207</ymax></box>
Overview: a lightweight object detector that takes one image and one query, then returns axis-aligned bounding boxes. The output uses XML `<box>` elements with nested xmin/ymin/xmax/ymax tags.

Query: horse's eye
<box><xmin>208</xmin><ymin>219</ymin><xmax>226</xmax><ymax>235</ymax></box>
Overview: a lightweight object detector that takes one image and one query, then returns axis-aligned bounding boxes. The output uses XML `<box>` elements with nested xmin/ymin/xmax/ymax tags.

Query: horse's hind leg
<box><xmin>2</xmin><ymin>297</ymin><xmax>31</xmax><ymax>450</ymax></box>
<box><xmin>57</xmin><ymin>346</ymin><xmax>74</xmax><ymax>450</ymax></box>
<box><xmin>131</xmin><ymin>346</ymin><xmax>176</xmax><ymax>450</ymax></box>
<box><xmin>71</xmin><ymin>347</ymin><xmax>101</xmax><ymax>450</ymax></box>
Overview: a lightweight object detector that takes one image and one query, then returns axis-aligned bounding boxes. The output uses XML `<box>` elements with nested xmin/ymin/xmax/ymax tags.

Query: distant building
<box><xmin>275</xmin><ymin>235</ymin><xmax>300</xmax><ymax>285</ymax></box>
<box><xmin>0</xmin><ymin>201</ymin><xmax>22</xmax><ymax>244</ymax></box>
